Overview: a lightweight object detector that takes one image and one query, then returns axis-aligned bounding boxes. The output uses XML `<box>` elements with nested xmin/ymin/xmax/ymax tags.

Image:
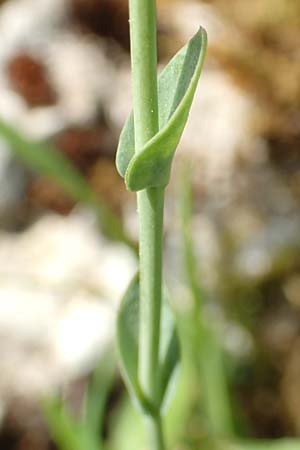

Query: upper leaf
<box><xmin>116</xmin><ymin>27</ymin><xmax>207</xmax><ymax>191</ymax></box>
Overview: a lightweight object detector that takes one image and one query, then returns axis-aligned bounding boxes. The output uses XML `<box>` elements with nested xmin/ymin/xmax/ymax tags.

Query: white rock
<box><xmin>48</xmin><ymin>33</ymin><xmax>116</xmax><ymax>125</ymax></box>
<box><xmin>0</xmin><ymin>0</ymin><xmax>68</xmax><ymax>61</ymax></box>
<box><xmin>176</xmin><ymin>70</ymin><xmax>255</xmax><ymax>190</ymax></box>
<box><xmin>162</xmin><ymin>0</ymin><xmax>228</xmax><ymax>46</ymax></box>
<box><xmin>0</xmin><ymin>210</ymin><xmax>136</xmax><ymax>400</ymax></box>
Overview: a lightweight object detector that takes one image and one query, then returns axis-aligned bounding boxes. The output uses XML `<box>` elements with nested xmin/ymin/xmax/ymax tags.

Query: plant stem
<box><xmin>129</xmin><ymin>0</ymin><xmax>165</xmax><ymax>449</ymax></box>
<box><xmin>145</xmin><ymin>414</ymin><xmax>165</xmax><ymax>450</ymax></box>
<box><xmin>138</xmin><ymin>187</ymin><xmax>164</xmax><ymax>400</ymax></box>
<box><xmin>129</xmin><ymin>0</ymin><xmax>158</xmax><ymax>148</ymax></box>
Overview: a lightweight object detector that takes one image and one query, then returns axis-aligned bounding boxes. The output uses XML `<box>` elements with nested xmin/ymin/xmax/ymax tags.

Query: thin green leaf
<box><xmin>42</xmin><ymin>398</ymin><xmax>83</xmax><ymax>450</ymax></box>
<box><xmin>116</xmin><ymin>27</ymin><xmax>207</xmax><ymax>191</ymax></box>
<box><xmin>0</xmin><ymin>120</ymin><xmax>96</xmax><ymax>205</ymax></box>
<box><xmin>43</xmin><ymin>396</ymin><xmax>102</xmax><ymax>450</ymax></box>
<box><xmin>0</xmin><ymin>119</ymin><xmax>136</xmax><ymax>249</ymax></box>
<box><xmin>180</xmin><ymin>163</ymin><xmax>204</xmax><ymax>316</ymax></box>
<box><xmin>116</xmin><ymin>275</ymin><xmax>180</xmax><ymax>415</ymax></box>
<box><xmin>179</xmin><ymin>165</ymin><xmax>235</xmax><ymax>437</ymax></box>
<box><xmin>83</xmin><ymin>350</ymin><xmax>115</xmax><ymax>440</ymax></box>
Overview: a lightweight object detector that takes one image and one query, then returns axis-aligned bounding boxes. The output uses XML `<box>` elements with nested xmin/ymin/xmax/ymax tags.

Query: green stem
<box><xmin>138</xmin><ymin>187</ymin><xmax>164</xmax><ymax>401</ymax></box>
<box><xmin>145</xmin><ymin>414</ymin><xmax>165</xmax><ymax>450</ymax></box>
<box><xmin>129</xmin><ymin>0</ymin><xmax>159</xmax><ymax>149</ymax></box>
<box><xmin>129</xmin><ymin>0</ymin><xmax>165</xmax><ymax>449</ymax></box>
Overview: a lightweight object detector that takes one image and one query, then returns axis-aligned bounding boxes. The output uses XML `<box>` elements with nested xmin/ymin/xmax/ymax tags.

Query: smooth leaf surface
<box><xmin>116</xmin><ymin>27</ymin><xmax>207</xmax><ymax>191</ymax></box>
<box><xmin>0</xmin><ymin>120</ymin><xmax>135</xmax><ymax>248</ymax></box>
<box><xmin>116</xmin><ymin>112</ymin><xmax>134</xmax><ymax>182</ymax></box>
<box><xmin>116</xmin><ymin>275</ymin><xmax>180</xmax><ymax>415</ymax></box>
<box><xmin>83</xmin><ymin>350</ymin><xmax>115</xmax><ymax>440</ymax></box>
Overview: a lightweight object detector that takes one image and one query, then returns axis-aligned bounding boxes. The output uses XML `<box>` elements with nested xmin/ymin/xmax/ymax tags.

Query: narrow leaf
<box><xmin>179</xmin><ymin>165</ymin><xmax>235</xmax><ymax>436</ymax></box>
<box><xmin>43</xmin><ymin>389</ymin><xmax>104</xmax><ymax>450</ymax></box>
<box><xmin>0</xmin><ymin>120</ymin><xmax>136</xmax><ymax>249</ymax></box>
<box><xmin>43</xmin><ymin>398</ymin><xmax>83</xmax><ymax>450</ymax></box>
<box><xmin>0</xmin><ymin>120</ymin><xmax>96</xmax><ymax>205</ymax></box>
<box><xmin>116</xmin><ymin>27</ymin><xmax>207</xmax><ymax>191</ymax></box>
<box><xmin>83</xmin><ymin>350</ymin><xmax>115</xmax><ymax>440</ymax></box>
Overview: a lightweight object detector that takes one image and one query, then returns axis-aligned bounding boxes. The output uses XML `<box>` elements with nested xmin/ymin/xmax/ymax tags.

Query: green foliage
<box><xmin>180</xmin><ymin>163</ymin><xmax>204</xmax><ymax>316</ymax></box>
<box><xmin>0</xmin><ymin>120</ymin><xmax>135</xmax><ymax>249</ymax></box>
<box><xmin>116</xmin><ymin>275</ymin><xmax>180</xmax><ymax>416</ymax></box>
<box><xmin>179</xmin><ymin>166</ymin><xmax>235</xmax><ymax>437</ymax></box>
<box><xmin>223</xmin><ymin>439</ymin><xmax>300</xmax><ymax>450</ymax></box>
<box><xmin>116</xmin><ymin>14</ymin><xmax>207</xmax><ymax>449</ymax></box>
<box><xmin>43</xmin><ymin>397</ymin><xmax>99</xmax><ymax>450</ymax></box>
<box><xmin>108</xmin><ymin>392</ymin><xmax>145</xmax><ymax>450</ymax></box>
<box><xmin>43</xmin><ymin>352</ymin><xmax>115</xmax><ymax>450</ymax></box>
<box><xmin>82</xmin><ymin>355</ymin><xmax>115</xmax><ymax>438</ymax></box>
<box><xmin>116</xmin><ymin>27</ymin><xmax>207</xmax><ymax>192</ymax></box>
<box><xmin>0</xmin><ymin>120</ymin><xmax>95</xmax><ymax>206</ymax></box>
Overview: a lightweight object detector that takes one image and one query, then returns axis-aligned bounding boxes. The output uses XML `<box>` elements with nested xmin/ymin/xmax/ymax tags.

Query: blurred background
<box><xmin>0</xmin><ymin>0</ymin><xmax>300</xmax><ymax>449</ymax></box>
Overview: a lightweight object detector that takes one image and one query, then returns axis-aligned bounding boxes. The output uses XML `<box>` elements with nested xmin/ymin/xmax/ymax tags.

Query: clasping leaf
<box><xmin>116</xmin><ymin>275</ymin><xmax>180</xmax><ymax>416</ymax></box>
<box><xmin>116</xmin><ymin>27</ymin><xmax>207</xmax><ymax>191</ymax></box>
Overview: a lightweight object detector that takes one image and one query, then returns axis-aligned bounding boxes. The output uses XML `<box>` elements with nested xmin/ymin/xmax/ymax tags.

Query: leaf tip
<box><xmin>199</xmin><ymin>25</ymin><xmax>208</xmax><ymax>49</ymax></box>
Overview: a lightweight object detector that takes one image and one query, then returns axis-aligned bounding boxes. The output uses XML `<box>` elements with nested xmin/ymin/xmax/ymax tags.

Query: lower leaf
<box><xmin>116</xmin><ymin>275</ymin><xmax>180</xmax><ymax>415</ymax></box>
